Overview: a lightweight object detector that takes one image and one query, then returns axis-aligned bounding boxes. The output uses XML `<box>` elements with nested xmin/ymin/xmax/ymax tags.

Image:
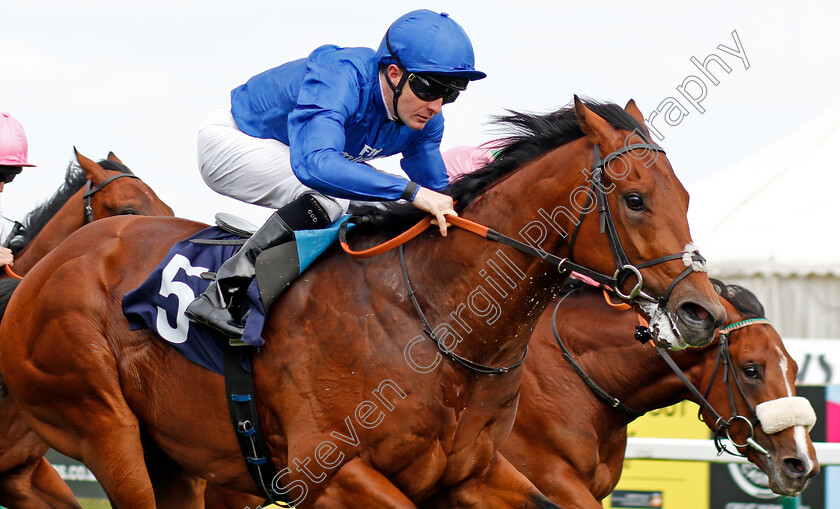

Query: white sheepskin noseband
<box><xmin>682</xmin><ymin>243</ymin><xmax>709</xmax><ymax>272</ymax></box>
<box><xmin>755</xmin><ymin>396</ymin><xmax>816</xmax><ymax>434</ymax></box>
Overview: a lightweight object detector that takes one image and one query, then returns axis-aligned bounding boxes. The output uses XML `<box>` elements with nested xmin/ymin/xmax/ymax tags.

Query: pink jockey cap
<box><xmin>0</xmin><ymin>112</ymin><xmax>36</xmax><ymax>167</ymax></box>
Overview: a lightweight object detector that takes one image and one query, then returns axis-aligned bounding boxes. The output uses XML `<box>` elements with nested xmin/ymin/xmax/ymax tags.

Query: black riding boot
<box><xmin>185</xmin><ymin>193</ymin><xmax>332</xmax><ymax>338</ymax></box>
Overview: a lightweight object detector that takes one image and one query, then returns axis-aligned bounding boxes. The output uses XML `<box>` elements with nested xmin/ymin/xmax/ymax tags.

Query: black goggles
<box><xmin>407</xmin><ymin>73</ymin><xmax>467</xmax><ymax>104</ymax></box>
<box><xmin>0</xmin><ymin>168</ymin><xmax>21</xmax><ymax>184</ymax></box>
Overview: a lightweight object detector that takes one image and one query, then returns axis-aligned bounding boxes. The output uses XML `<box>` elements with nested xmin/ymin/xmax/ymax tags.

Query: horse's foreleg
<box><xmin>313</xmin><ymin>457</ymin><xmax>416</xmax><ymax>509</ymax></box>
<box><xmin>534</xmin><ymin>463</ymin><xmax>607</xmax><ymax>509</ymax></box>
<box><xmin>421</xmin><ymin>453</ymin><xmax>559</xmax><ymax>509</ymax></box>
<box><xmin>146</xmin><ymin>449</ymin><xmax>206</xmax><ymax>509</ymax></box>
<box><xmin>25</xmin><ymin>457</ymin><xmax>82</xmax><ymax>509</ymax></box>
<box><xmin>8</xmin><ymin>361</ymin><xmax>158</xmax><ymax>508</ymax></box>
<box><xmin>73</xmin><ymin>416</ymin><xmax>157</xmax><ymax>509</ymax></box>
<box><xmin>0</xmin><ymin>457</ymin><xmax>82</xmax><ymax>509</ymax></box>
<box><xmin>0</xmin><ymin>394</ymin><xmax>80</xmax><ymax>508</ymax></box>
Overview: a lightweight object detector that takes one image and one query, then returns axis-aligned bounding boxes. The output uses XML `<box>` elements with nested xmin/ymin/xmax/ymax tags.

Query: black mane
<box><xmin>447</xmin><ymin>99</ymin><xmax>649</xmax><ymax>209</ymax></box>
<box><xmin>11</xmin><ymin>158</ymin><xmax>132</xmax><ymax>254</ymax></box>
<box><xmin>711</xmin><ymin>278</ymin><xmax>766</xmax><ymax>319</ymax></box>
<box><xmin>353</xmin><ymin>99</ymin><xmax>650</xmax><ymax>233</ymax></box>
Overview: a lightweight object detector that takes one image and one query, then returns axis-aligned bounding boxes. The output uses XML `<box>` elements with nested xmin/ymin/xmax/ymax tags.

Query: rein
<box><xmin>551</xmin><ymin>287</ymin><xmax>773</xmax><ymax>457</ymax></box>
<box><xmin>83</xmin><ymin>173</ymin><xmax>140</xmax><ymax>224</ymax></box>
<box><xmin>341</xmin><ymin>143</ymin><xmax>705</xmax><ymax>300</ymax></box>
<box><xmin>340</xmin><ymin>142</ymin><xmax>705</xmax><ymax>375</ymax></box>
<box><xmin>399</xmin><ymin>244</ymin><xmax>527</xmax><ymax>374</ymax></box>
<box><xmin>551</xmin><ymin>286</ymin><xmax>644</xmax><ymax>417</ymax></box>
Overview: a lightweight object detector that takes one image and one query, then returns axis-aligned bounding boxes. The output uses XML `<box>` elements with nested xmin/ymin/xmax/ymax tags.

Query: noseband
<box><xmin>82</xmin><ymin>173</ymin><xmax>141</xmax><ymax>224</ymax></box>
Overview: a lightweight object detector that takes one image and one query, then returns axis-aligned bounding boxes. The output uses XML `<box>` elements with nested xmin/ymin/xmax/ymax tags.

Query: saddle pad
<box><xmin>121</xmin><ymin>227</ymin><xmax>268</xmax><ymax>374</ymax></box>
<box><xmin>121</xmin><ymin>218</ymin><xmax>351</xmax><ymax>375</ymax></box>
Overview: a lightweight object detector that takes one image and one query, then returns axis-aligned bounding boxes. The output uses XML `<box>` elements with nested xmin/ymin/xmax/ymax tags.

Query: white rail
<box><xmin>625</xmin><ymin>438</ymin><xmax>840</xmax><ymax>465</ymax></box>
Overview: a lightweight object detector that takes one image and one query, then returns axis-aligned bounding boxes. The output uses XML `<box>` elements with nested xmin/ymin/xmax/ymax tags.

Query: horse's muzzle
<box><xmin>674</xmin><ymin>299</ymin><xmax>726</xmax><ymax>347</ymax></box>
<box><xmin>644</xmin><ymin>294</ymin><xmax>726</xmax><ymax>350</ymax></box>
<box><xmin>767</xmin><ymin>451</ymin><xmax>819</xmax><ymax>497</ymax></box>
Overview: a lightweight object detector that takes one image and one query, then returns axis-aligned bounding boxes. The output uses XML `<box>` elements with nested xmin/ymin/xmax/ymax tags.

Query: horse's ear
<box><xmin>573</xmin><ymin>95</ymin><xmax>618</xmax><ymax>146</ymax></box>
<box><xmin>106</xmin><ymin>151</ymin><xmax>135</xmax><ymax>174</ymax></box>
<box><xmin>624</xmin><ymin>99</ymin><xmax>653</xmax><ymax>139</ymax></box>
<box><xmin>74</xmin><ymin>147</ymin><xmax>109</xmax><ymax>184</ymax></box>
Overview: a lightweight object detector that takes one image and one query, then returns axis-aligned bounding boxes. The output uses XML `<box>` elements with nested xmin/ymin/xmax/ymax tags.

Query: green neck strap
<box><xmin>720</xmin><ymin>317</ymin><xmax>772</xmax><ymax>335</ymax></box>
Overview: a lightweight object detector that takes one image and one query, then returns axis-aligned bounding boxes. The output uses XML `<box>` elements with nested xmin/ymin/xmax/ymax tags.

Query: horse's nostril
<box><xmin>783</xmin><ymin>457</ymin><xmax>808</xmax><ymax>477</ymax></box>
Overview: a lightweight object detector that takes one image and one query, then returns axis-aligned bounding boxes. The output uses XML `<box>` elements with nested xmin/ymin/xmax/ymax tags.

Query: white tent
<box><xmin>686</xmin><ymin>103</ymin><xmax>840</xmax><ymax>338</ymax></box>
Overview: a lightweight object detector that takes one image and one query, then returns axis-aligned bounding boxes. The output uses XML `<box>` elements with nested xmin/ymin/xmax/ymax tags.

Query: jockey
<box><xmin>186</xmin><ymin>9</ymin><xmax>486</xmax><ymax>338</ymax></box>
<box><xmin>0</xmin><ymin>112</ymin><xmax>36</xmax><ymax>267</ymax></box>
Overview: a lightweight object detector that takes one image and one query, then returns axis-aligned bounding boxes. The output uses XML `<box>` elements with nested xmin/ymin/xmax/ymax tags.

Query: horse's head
<box><xmin>697</xmin><ymin>281</ymin><xmax>818</xmax><ymax>496</ymax></box>
<box><xmin>75</xmin><ymin>148</ymin><xmax>174</xmax><ymax>220</ymax></box>
<box><xmin>565</xmin><ymin>97</ymin><xmax>725</xmax><ymax>349</ymax></box>
<box><xmin>8</xmin><ymin>150</ymin><xmax>175</xmax><ymax>276</ymax></box>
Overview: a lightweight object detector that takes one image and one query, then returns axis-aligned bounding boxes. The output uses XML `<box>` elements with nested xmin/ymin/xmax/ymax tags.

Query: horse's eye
<box><xmin>625</xmin><ymin>193</ymin><xmax>646</xmax><ymax>211</ymax></box>
<box><xmin>120</xmin><ymin>209</ymin><xmax>137</xmax><ymax>216</ymax></box>
<box><xmin>743</xmin><ymin>365</ymin><xmax>760</xmax><ymax>379</ymax></box>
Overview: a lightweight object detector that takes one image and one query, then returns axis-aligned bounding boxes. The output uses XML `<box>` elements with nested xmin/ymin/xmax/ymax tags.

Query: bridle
<box><xmin>567</xmin><ymin>143</ymin><xmax>707</xmax><ymax>306</ymax></box>
<box><xmin>343</xmin><ymin>141</ymin><xmax>709</xmax><ymax>375</ymax></box>
<box><xmin>82</xmin><ymin>173</ymin><xmax>140</xmax><ymax>224</ymax></box>
<box><xmin>657</xmin><ymin>318</ymin><xmax>773</xmax><ymax>458</ymax></box>
<box><xmin>552</xmin><ymin>285</ymin><xmax>772</xmax><ymax>459</ymax></box>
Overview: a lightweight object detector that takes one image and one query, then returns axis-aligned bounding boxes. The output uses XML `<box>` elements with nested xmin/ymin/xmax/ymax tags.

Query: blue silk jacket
<box><xmin>230</xmin><ymin>45</ymin><xmax>449</xmax><ymax>201</ymax></box>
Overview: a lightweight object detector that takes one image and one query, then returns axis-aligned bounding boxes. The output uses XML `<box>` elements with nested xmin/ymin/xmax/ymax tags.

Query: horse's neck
<box><xmin>402</xmin><ymin>146</ymin><xmax>590</xmax><ymax>368</ymax></box>
<box><xmin>570</xmin><ymin>321</ymin><xmax>709</xmax><ymax>418</ymax></box>
<box><xmin>14</xmin><ymin>192</ymin><xmax>85</xmax><ymax>275</ymax></box>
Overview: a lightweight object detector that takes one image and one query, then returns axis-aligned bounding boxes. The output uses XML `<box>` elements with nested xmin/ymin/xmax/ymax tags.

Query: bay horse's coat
<box><xmin>502</xmin><ymin>281</ymin><xmax>819</xmax><ymax>508</ymax></box>
<box><xmin>0</xmin><ymin>150</ymin><xmax>173</xmax><ymax>508</ymax></box>
<box><xmin>0</xmin><ymin>98</ymin><xmax>725</xmax><ymax>508</ymax></box>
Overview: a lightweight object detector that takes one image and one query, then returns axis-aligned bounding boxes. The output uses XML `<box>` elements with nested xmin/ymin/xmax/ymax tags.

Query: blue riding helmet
<box><xmin>376</xmin><ymin>10</ymin><xmax>486</xmax><ymax>81</ymax></box>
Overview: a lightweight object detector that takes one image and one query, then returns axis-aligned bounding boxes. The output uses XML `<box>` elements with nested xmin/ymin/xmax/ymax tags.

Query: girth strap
<box><xmin>223</xmin><ymin>347</ymin><xmax>292</xmax><ymax>505</ymax></box>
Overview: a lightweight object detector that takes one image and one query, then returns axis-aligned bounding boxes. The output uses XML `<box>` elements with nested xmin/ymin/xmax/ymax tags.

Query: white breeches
<box><xmin>196</xmin><ymin>108</ymin><xmax>348</xmax><ymax>221</ymax></box>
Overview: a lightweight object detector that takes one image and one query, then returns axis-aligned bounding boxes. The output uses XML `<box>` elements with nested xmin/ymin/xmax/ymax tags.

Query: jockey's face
<box><xmin>385</xmin><ymin>65</ymin><xmax>443</xmax><ymax>130</ymax></box>
<box><xmin>0</xmin><ymin>165</ymin><xmax>22</xmax><ymax>192</ymax></box>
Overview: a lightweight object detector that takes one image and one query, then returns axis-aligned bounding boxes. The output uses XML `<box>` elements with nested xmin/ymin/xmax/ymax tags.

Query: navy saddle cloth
<box><xmin>122</xmin><ymin>218</ymin><xmax>349</xmax><ymax>375</ymax></box>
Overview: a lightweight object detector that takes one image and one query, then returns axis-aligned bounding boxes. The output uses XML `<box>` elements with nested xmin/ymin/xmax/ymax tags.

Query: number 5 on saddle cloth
<box><xmin>121</xmin><ymin>213</ymin><xmax>351</xmax><ymax>375</ymax></box>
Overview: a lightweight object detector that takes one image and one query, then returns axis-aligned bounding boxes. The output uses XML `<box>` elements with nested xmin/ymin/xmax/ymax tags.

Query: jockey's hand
<box><xmin>411</xmin><ymin>187</ymin><xmax>457</xmax><ymax>237</ymax></box>
<box><xmin>0</xmin><ymin>247</ymin><xmax>13</xmax><ymax>267</ymax></box>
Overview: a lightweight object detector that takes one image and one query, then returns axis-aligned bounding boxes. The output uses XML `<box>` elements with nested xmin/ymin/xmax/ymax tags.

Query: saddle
<box><xmin>213</xmin><ymin>212</ymin><xmax>348</xmax><ymax>312</ymax></box>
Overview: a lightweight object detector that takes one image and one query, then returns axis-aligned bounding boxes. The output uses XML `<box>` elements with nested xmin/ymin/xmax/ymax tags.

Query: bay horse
<box><xmin>0</xmin><ymin>97</ymin><xmax>726</xmax><ymax>508</ymax></box>
<box><xmin>502</xmin><ymin>279</ymin><xmax>819</xmax><ymax>508</ymax></box>
<box><xmin>0</xmin><ymin>150</ymin><xmax>173</xmax><ymax>508</ymax></box>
